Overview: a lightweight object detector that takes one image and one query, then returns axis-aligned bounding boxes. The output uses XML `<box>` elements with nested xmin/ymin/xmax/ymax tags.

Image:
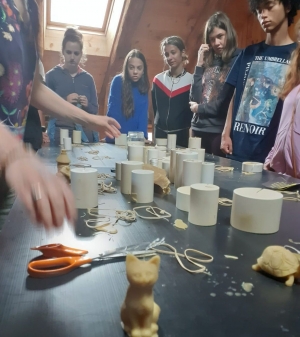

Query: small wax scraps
<box><xmin>224</xmin><ymin>255</ymin><xmax>239</xmax><ymax>260</ymax></box>
<box><xmin>142</xmin><ymin>164</ymin><xmax>170</xmax><ymax>195</ymax></box>
<box><xmin>173</xmin><ymin>219</ymin><xmax>188</xmax><ymax>230</ymax></box>
<box><xmin>215</xmin><ymin>165</ymin><xmax>234</xmax><ymax>172</ymax></box>
<box><xmin>242</xmin><ymin>282</ymin><xmax>254</xmax><ymax>292</ymax></box>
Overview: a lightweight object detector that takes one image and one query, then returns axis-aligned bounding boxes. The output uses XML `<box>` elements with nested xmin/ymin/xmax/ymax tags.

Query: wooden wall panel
<box><xmin>41</xmin><ymin>0</ymin><xmax>300</xmax><ymax>117</ymax></box>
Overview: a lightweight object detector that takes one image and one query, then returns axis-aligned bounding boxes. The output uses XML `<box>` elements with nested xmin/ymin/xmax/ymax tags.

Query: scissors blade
<box><xmin>97</xmin><ymin>242</ymin><xmax>151</xmax><ymax>258</ymax></box>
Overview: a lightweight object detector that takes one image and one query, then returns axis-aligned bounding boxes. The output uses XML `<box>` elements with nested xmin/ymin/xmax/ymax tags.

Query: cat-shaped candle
<box><xmin>121</xmin><ymin>254</ymin><xmax>161</xmax><ymax>337</ymax></box>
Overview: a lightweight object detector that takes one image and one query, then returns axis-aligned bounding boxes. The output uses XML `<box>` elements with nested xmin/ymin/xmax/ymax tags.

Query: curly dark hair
<box><xmin>121</xmin><ymin>49</ymin><xmax>149</xmax><ymax>119</ymax></box>
<box><xmin>248</xmin><ymin>0</ymin><xmax>300</xmax><ymax>26</ymax></box>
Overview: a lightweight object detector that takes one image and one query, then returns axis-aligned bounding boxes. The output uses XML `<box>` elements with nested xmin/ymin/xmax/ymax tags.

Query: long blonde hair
<box><xmin>280</xmin><ymin>44</ymin><xmax>300</xmax><ymax>100</ymax></box>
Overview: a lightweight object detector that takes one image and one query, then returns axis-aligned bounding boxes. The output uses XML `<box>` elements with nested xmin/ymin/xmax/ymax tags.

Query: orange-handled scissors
<box><xmin>28</xmin><ymin>243</ymin><xmax>155</xmax><ymax>278</ymax></box>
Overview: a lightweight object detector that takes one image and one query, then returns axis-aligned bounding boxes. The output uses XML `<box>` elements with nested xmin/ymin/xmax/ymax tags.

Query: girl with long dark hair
<box><xmin>106</xmin><ymin>49</ymin><xmax>150</xmax><ymax>142</ymax></box>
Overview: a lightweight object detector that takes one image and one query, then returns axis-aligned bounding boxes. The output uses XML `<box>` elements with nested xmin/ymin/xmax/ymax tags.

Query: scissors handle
<box><xmin>30</xmin><ymin>244</ymin><xmax>88</xmax><ymax>258</ymax></box>
<box><xmin>27</xmin><ymin>256</ymin><xmax>93</xmax><ymax>278</ymax></box>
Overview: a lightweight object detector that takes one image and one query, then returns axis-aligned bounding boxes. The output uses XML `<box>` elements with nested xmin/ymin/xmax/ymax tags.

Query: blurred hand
<box><xmin>221</xmin><ymin>135</ymin><xmax>233</xmax><ymax>155</ymax></box>
<box><xmin>197</xmin><ymin>44</ymin><xmax>210</xmax><ymax>66</ymax></box>
<box><xmin>42</xmin><ymin>132</ymin><xmax>50</xmax><ymax>143</ymax></box>
<box><xmin>66</xmin><ymin>93</ymin><xmax>79</xmax><ymax>104</ymax></box>
<box><xmin>89</xmin><ymin>115</ymin><xmax>121</xmax><ymax>139</ymax></box>
<box><xmin>5</xmin><ymin>153</ymin><xmax>77</xmax><ymax>229</ymax></box>
<box><xmin>79</xmin><ymin>95</ymin><xmax>88</xmax><ymax>108</ymax></box>
<box><xmin>264</xmin><ymin>162</ymin><xmax>271</xmax><ymax>171</ymax></box>
<box><xmin>189</xmin><ymin>101</ymin><xmax>199</xmax><ymax>113</ymax></box>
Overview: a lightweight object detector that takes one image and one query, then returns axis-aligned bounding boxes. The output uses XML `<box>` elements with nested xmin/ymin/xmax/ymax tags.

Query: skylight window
<box><xmin>48</xmin><ymin>0</ymin><xmax>111</xmax><ymax>31</ymax></box>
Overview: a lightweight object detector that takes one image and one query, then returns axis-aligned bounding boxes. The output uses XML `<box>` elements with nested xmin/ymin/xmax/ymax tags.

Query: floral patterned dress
<box><xmin>0</xmin><ymin>0</ymin><xmax>37</xmax><ymax>139</ymax></box>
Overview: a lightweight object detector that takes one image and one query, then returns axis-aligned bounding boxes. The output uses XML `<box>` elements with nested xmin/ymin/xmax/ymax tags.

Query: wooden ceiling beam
<box><xmin>98</xmin><ymin>0</ymin><xmax>147</xmax><ymax>115</ymax></box>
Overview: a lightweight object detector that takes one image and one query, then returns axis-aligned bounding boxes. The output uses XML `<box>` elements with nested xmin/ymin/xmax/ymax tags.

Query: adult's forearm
<box><xmin>31</xmin><ymin>80</ymin><xmax>90</xmax><ymax>127</ymax></box>
<box><xmin>0</xmin><ymin>125</ymin><xmax>25</xmax><ymax>168</ymax></box>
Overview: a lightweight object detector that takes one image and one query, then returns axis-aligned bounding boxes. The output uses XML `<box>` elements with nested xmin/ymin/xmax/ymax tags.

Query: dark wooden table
<box><xmin>0</xmin><ymin>144</ymin><xmax>299</xmax><ymax>337</ymax></box>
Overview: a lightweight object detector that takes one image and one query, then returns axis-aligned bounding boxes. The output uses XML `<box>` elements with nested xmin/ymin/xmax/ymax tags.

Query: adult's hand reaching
<box><xmin>89</xmin><ymin>115</ymin><xmax>121</xmax><ymax>139</ymax></box>
<box><xmin>4</xmin><ymin>149</ymin><xmax>77</xmax><ymax>229</ymax></box>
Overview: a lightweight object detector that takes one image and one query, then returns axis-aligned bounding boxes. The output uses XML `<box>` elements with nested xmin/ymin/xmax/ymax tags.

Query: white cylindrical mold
<box><xmin>242</xmin><ymin>162</ymin><xmax>263</xmax><ymax>173</ymax></box>
<box><xmin>63</xmin><ymin>137</ymin><xmax>72</xmax><ymax>151</ymax></box>
<box><xmin>115</xmin><ymin>161</ymin><xmax>122</xmax><ymax>181</ymax></box>
<box><xmin>72</xmin><ymin>130</ymin><xmax>81</xmax><ymax>144</ymax></box>
<box><xmin>150</xmin><ymin>158</ymin><xmax>158</xmax><ymax>167</ymax></box>
<box><xmin>158</xmin><ymin>149</ymin><xmax>167</xmax><ymax>159</ymax></box>
<box><xmin>131</xmin><ymin>170</ymin><xmax>154</xmax><ymax>203</ymax></box>
<box><xmin>182</xmin><ymin>160</ymin><xmax>202</xmax><ymax>186</ymax></box>
<box><xmin>128</xmin><ymin>145</ymin><xmax>144</xmax><ymax>161</ymax></box>
<box><xmin>192</xmin><ymin>148</ymin><xmax>205</xmax><ymax>162</ymax></box>
<box><xmin>71</xmin><ymin>168</ymin><xmax>98</xmax><ymax>209</ymax></box>
<box><xmin>115</xmin><ymin>134</ymin><xmax>127</xmax><ymax>146</ymax></box>
<box><xmin>121</xmin><ymin>161</ymin><xmax>143</xmax><ymax>194</ymax></box>
<box><xmin>188</xmin><ymin>137</ymin><xmax>201</xmax><ymax>149</ymax></box>
<box><xmin>230</xmin><ymin>188</ymin><xmax>283</xmax><ymax>234</ymax></box>
<box><xmin>176</xmin><ymin>186</ymin><xmax>190</xmax><ymax>212</ymax></box>
<box><xmin>188</xmin><ymin>183</ymin><xmax>219</xmax><ymax>226</ymax></box>
<box><xmin>60</xmin><ymin>129</ymin><xmax>69</xmax><ymax>145</ymax></box>
<box><xmin>201</xmin><ymin>162</ymin><xmax>215</xmax><ymax>184</ymax></box>
<box><xmin>167</xmin><ymin>134</ymin><xmax>177</xmax><ymax>151</ymax></box>
<box><xmin>162</xmin><ymin>159</ymin><xmax>170</xmax><ymax>177</ymax></box>
<box><xmin>156</xmin><ymin>138</ymin><xmax>168</xmax><ymax>146</ymax></box>
<box><xmin>147</xmin><ymin>148</ymin><xmax>159</xmax><ymax>164</ymax></box>
<box><xmin>143</xmin><ymin>146</ymin><xmax>155</xmax><ymax>163</ymax></box>
<box><xmin>174</xmin><ymin>151</ymin><xmax>198</xmax><ymax>188</ymax></box>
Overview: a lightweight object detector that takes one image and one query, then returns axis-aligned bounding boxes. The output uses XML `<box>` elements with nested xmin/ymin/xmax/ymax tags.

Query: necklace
<box><xmin>169</xmin><ymin>69</ymin><xmax>185</xmax><ymax>85</ymax></box>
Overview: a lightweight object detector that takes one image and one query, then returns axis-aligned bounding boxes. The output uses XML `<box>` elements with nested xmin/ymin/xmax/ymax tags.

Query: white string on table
<box><xmin>133</xmin><ymin>206</ymin><xmax>172</xmax><ymax>221</ymax></box>
<box><xmin>98</xmin><ymin>173</ymin><xmax>114</xmax><ymax>180</ymax></box>
<box><xmin>218</xmin><ymin>198</ymin><xmax>233</xmax><ymax>206</ymax></box>
<box><xmin>281</xmin><ymin>190</ymin><xmax>300</xmax><ymax>202</ymax></box>
<box><xmin>149</xmin><ymin>240</ymin><xmax>213</xmax><ymax>274</ymax></box>
<box><xmin>98</xmin><ymin>182</ymin><xmax>117</xmax><ymax>194</ymax></box>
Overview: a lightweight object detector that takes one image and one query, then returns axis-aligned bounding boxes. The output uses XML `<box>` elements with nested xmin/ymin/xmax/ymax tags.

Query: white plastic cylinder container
<box><xmin>201</xmin><ymin>162</ymin><xmax>215</xmax><ymax>184</ymax></box>
<box><xmin>182</xmin><ymin>160</ymin><xmax>202</xmax><ymax>186</ymax></box>
<box><xmin>167</xmin><ymin>134</ymin><xmax>177</xmax><ymax>151</ymax></box>
<box><xmin>188</xmin><ymin>137</ymin><xmax>201</xmax><ymax>149</ymax></box>
<box><xmin>143</xmin><ymin>146</ymin><xmax>155</xmax><ymax>163</ymax></box>
<box><xmin>115</xmin><ymin>134</ymin><xmax>127</xmax><ymax>146</ymax></box>
<box><xmin>121</xmin><ymin>161</ymin><xmax>143</xmax><ymax>194</ymax></box>
<box><xmin>174</xmin><ymin>151</ymin><xmax>198</xmax><ymax>188</ymax></box>
<box><xmin>242</xmin><ymin>162</ymin><xmax>263</xmax><ymax>173</ymax></box>
<box><xmin>162</xmin><ymin>159</ymin><xmax>170</xmax><ymax>177</ymax></box>
<box><xmin>60</xmin><ymin>129</ymin><xmax>69</xmax><ymax>145</ymax></box>
<box><xmin>158</xmin><ymin>149</ymin><xmax>167</xmax><ymax>159</ymax></box>
<box><xmin>131</xmin><ymin>170</ymin><xmax>154</xmax><ymax>203</ymax></box>
<box><xmin>156</xmin><ymin>138</ymin><xmax>168</xmax><ymax>146</ymax></box>
<box><xmin>191</xmin><ymin>148</ymin><xmax>205</xmax><ymax>162</ymax></box>
<box><xmin>230</xmin><ymin>188</ymin><xmax>283</xmax><ymax>234</ymax></box>
<box><xmin>128</xmin><ymin>145</ymin><xmax>144</xmax><ymax>161</ymax></box>
<box><xmin>63</xmin><ymin>137</ymin><xmax>72</xmax><ymax>151</ymax></box>
<box><xmin>188</xmin><ymin>183</ymin><xmax>219</xmax><ymax>226</ymax></box>
<box><xmin>115</xmin><ymin>161</ymin><xmax>122</xmax><ymax>181</ymax></box>
<box><xmin>176</xmin><ymin>186</ymin><xmax>190</xmax><ymax>212</ymax></box>
<box><xmin>72</xmin><ymin>130</ymin><xmax>81</xmax><ymax>144</ymax></box>
<box><xmin>147</xmin><ymin>148</ymin><xmax>159</xmax><ymax>164</ymax></box>
<box><xmin>71</xmin><ymin>168</ymin><xmax>98</xmax><ymax>209</ymax></box>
